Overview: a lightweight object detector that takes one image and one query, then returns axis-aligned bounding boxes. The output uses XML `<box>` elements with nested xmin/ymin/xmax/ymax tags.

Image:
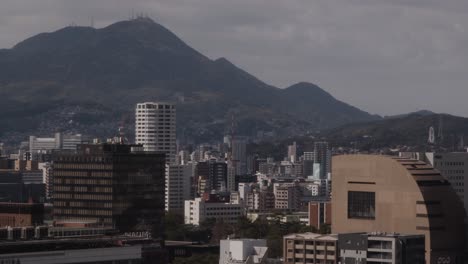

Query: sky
<box><xmin>1</xmin><ymin>0</ymin><xmax>467</xmax><ymax>117</ymax></box>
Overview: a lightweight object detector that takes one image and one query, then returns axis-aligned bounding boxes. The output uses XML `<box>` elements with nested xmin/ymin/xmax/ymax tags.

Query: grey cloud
<box><xmin>0</xmin><ymin>0</ymin><xmax>467</xmax><ymax>116</ymax></box>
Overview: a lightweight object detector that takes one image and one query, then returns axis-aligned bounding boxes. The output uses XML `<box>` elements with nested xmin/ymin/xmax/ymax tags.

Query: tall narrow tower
<box><xmin>135</xmin><ymin>102</ymin><xmax>177</xmax><ymax>164</ymax></box>
<box><xmin>438</xmin><ymin>115</ymin><xmax>444</xmax><ymax>142</ymax></box>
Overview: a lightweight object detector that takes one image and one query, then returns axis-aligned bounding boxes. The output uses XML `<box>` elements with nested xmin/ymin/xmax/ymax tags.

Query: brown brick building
<box><xmin>308</xmin><ymin>201</ymin><xmax>331</xmax><ymax>230</ymax></box>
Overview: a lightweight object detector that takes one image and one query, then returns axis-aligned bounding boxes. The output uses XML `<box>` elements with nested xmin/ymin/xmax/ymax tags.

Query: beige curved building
<box><xmin>332</xmin><ymin>155</ymin><xmax>465</xmax><ymax>264</ymax></box>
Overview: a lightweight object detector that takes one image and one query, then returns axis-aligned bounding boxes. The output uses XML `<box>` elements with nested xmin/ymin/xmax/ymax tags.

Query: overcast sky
<box><xmin>1</xmin><ymin>0</ymin><xmax>467</xmax><ymax>116</ymax></box>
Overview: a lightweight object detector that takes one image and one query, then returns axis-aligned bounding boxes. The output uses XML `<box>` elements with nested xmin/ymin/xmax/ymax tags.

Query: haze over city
<box><xmin>1</xmin><ymin>0</ymin><xmax>468</xmax><ymax>116</ymax></box>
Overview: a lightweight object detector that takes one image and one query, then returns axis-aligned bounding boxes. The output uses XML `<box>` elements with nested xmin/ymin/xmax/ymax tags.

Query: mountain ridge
<box><xmin>0</xmin><ymin>18</ymin><xmax>378</xmax><ymax>144</ymax></box>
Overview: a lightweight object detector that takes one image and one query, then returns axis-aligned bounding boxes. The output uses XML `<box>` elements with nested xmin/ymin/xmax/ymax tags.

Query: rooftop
<box><xmin>284</xmin><ymin>233</ymin><xmax>338</xmax><ymax>241</ymax></box>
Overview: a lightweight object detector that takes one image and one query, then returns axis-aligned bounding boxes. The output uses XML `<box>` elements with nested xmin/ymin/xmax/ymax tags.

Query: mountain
<box><xmin>321</xmin><ymin>113</ymin><xmax>468</xmax><ymax>149</ymax></box>
<box><xmin>0</xmin><ymin>18</ymin><xmax>378</xmax><ymax>144</ymax></box>
<box><xmin>383</xmin><ymin>110</ymin><xmax>435</xmax><ymax>119</ymax></box>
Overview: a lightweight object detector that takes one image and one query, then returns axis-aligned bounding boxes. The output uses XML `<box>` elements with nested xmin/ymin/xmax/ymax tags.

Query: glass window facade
<box><xmin>348</xmin><ymin>191</ymin><xmax>375</xmax><ymax>219</ymax></box>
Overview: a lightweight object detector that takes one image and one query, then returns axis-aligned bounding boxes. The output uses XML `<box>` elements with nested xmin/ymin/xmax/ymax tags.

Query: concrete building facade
<box><xmin>338</xmin><ymin>232</ymin><xmax>425</xmax><ymax>264</ymax></box>
<box><xmin>184</xmin><ymin>198</ymin><xmax>244</xmax><ymax>225</ymax></box>
<box><xmin>29</xmin><ymin>133</ymin><xmax>86</xmax><ymax>159</ymax></box>
<box><xmin>273</xmin><ymin>183</ymin><xmax>300</xmax><ymax>211</ymax></box>
<box><xmin>283</xmin><ymin>233</ymin><xmax>338</xmax><ymax>264</ymax></box>
<box><xmin>165</xmin><ymin>163</ymin><xmax>193</xmax><ymax>214</ymax></box>
<box><xmin>332</xmin><ymin>155</ymin><xmax>465</xmax><ymax>264</ymax></box>
<box><xmin>219</xmin><ymin>239</ymin><xmax>268</xmax><ymax>264</ymax></box>
<box><xmin>135</xmin><ymin>102</ymin><xmax>176</xmax><ymax>164</ymax></box>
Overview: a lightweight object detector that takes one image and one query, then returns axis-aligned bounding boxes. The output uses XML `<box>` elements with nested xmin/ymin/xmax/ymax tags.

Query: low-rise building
<box><xmin>283</xmin><ymin>233</ymin><xmax>339</xmax><ymax>264</ymax></box>
<box><xmin>246</xmin><ymin>189</ymin><xmax>275</xmax><ymax>212</ymax></box>
<box><xmin>284</xmin><ymin>232</ymin><xmax>425</xmax><ymax>264</ymax></box>
<box><xmin>273</xmin><ymin>183</ymin><xmax>300</xmax><ymax>211</ymax></box>
<box><xmin>308</xmin><ymin>201</ymin><xmax>331</xmax><ymax>230</ymax></box>
<box><xmin>219</xmin><ymin>239</ymin><xmax>268</xmax><ymax>264</ymax></box>
<box><xmin>184</xmin><ymin>198</ymin><xmax>244</xmax><ymax>225</ymax></box>
<box><xmin>338</xmin><ymin>232</ymin><xmax>425</xmax><ymax>264</ymax></box>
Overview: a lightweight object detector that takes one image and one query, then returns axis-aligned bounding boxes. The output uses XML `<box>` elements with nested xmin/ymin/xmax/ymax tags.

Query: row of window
<box><xmin>54</xmin><ymin>164</ymin><xmax>113</xmax><ymax>170</ymax></box>
<box><xmin>55</xmin><ymin>201</ymin><xmax>113</xmax><ymax>208</ymax></box>
<box><xmin>55</xmin><ymin>171</ymin><xmax>113</xmax><ymax>178</ymax></box>
<box><xmin>137</xmin><ymin>104</ymin><xmax>174</xmax><ymax>109</ymax></box>
<box><xmin>206</xmin><ymin>212</ymin><xmax>241</xmax><ymax>216</ymax></box>
<box><xmin>136</xmin><ymin>118</ymin><xmax>173</xmax><ymax>121</ymax></box>
<box><xmin>439</xmin><ymin>161</ymin><xmax>465</xmax><ymax>166</ymax></box>
<box><xmin>136</xmin><ymin>127</ymin><xmax>174</xmax><ymax>131</ymax></box>
<box><xmin>55</xmin><ymin>208</ymin><xmax>112</xmax><ymax>216</ymax></box>
<box><xmin>54</xmin><ymin>193</ymin><xmax>112</xmax><ymax>200</ymax></box>
<box><xmin>55</xmin><ymin>178</ymin><xmax>112</xmax><ymax>185</ymax></box>
<box><xmin>55</xmin><ymin>157</ymin><xmax>111</xmax><ymax>163</ymax></box>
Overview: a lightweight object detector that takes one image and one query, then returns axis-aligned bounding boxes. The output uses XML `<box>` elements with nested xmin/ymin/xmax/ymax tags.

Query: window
<box><xmin>348</xmin><ymin>191</ymin><xmax>375</xmax><ymax>219</ymax></box>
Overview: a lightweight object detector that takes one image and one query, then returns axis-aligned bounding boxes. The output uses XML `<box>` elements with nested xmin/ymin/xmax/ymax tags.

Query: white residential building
<box><xmin>135</xmin><ymin>102</ymin><xmax>176</xmax><ymax>164</ymax></box>
<box><xmin>184</xmin><ymin>198</ymin><xmax>245</xmax><ymax>225</ymax></box>
<box><xmin>219</xmin><ymin>239</ymin><xmax>268</xmax><ymax>264</ymax></box>
<box><xmin>288</xmin><ymin>142</ymin><xmax>298</xmax><ymax>163</ymax></box>
<box><xmin>238</xmin><ymin>183</ymin><xmax>253</xmax><ymax>201</ymax></box>
<box><xmin>165</xmin><ymin>163</ymin><xmax>193</xmax><ymax>213</ymax></box>
<box><xmin>29</xmin><ymin>133</ymin><xmax>86</xmax><ymax>158</ymax></box>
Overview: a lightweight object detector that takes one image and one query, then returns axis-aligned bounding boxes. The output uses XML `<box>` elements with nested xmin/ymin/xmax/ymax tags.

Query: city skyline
<box><xmin>1</xmin><ymin>0</ymin><xmax>468</xmax><ymax>117</ymax></box>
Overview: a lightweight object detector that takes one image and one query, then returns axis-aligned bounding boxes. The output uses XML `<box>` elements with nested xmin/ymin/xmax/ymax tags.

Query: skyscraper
<box><xmin>313</xmin><ymin>142</ymin><xmax>331</xmax><ymax>180</ymax></box>
<box><xmin>135</xmin><ymin>102</ymin><xmax>176</xmax><ymax>164</ymax></box>
<box><xmin>288</xmin><ymin>141</ymin><xmax>298</xmax><ymax>163</ymax></box>
<box><xmin>231</xmin><ymin>137</ymin><xmax>247</xmax><ymax>175</ymax></box>
<box><xmin>52</xmin><ymin>144</ymin><xmax>165</xmax><ymax>240</ymax></box>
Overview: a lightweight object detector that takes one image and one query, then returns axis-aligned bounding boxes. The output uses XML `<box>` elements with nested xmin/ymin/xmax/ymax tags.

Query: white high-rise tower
<box><xmin>135</xmin><ymin>102</ymin><xmax>176</xmax><ymax>164</ymax></box>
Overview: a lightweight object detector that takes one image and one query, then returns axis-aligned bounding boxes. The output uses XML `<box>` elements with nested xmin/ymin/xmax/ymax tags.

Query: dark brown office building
<box><xmin>52</xmin><ymin>144</ymin><xmax>165</xmax><ymax>240</ymax></box>
<box><xmin>195</xmin><ymin>161</ymin><xmax>227</xmax><ymax>192</ymax></box>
